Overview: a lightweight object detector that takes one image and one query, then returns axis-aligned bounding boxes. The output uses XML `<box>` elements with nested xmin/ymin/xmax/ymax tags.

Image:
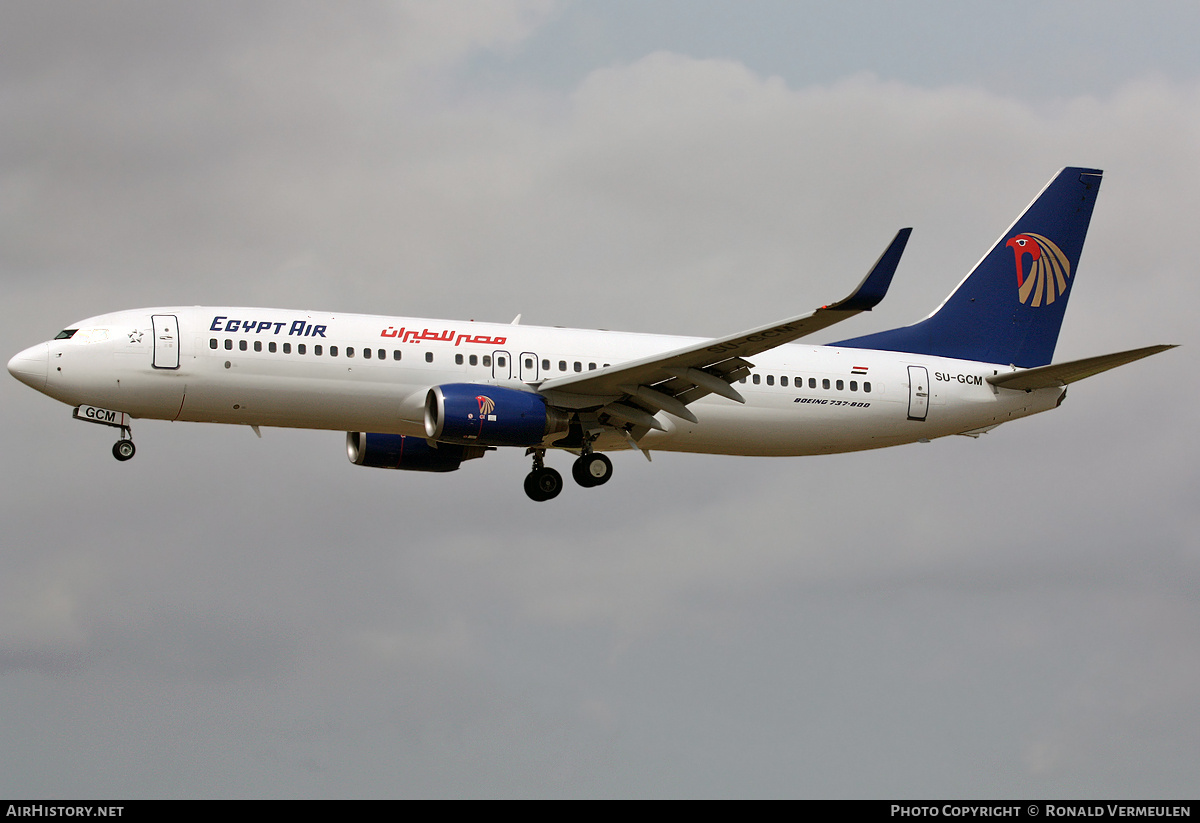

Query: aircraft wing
<box><xmin>537</xmin><ymin>229</ymin><xmax>911</xmax><ymax>426</ymax></box>
<box><xmin>986</xmin><ymin>344</ymin><xmax>1177</xmax><ymax>391</ymax></box>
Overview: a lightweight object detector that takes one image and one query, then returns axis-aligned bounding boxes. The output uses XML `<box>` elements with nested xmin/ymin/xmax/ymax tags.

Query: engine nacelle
<box><xmin>424</xmin><ymin>383</ymin><xmax>568</xmax><ymax>447</ymax></box>
<box><xmin>346</xmin><ymin>432</ymin><xmax>485</xmax><ymax>473</ymax></box>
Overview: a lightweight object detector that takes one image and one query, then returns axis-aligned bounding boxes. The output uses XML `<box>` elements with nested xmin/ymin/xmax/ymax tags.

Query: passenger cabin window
<box><xmin>239</xmin><ymin>340</ymin><xmax>247</xmax><ymax>351</ymax></box>
<box><xmin>483</xmin><ymin>355</ymin><xmax>492</xmax><ymax>367</ymax></box>
<box><xmin>766</xmin><ymin>375</ymin><xmax>774</xmax><ymax>386</ymax></box>
<box><xmin>378</xmin><ymin>349</ymin><xmax>385</xmax><ymax>360</ymax></box>
<box><xmin>393</xmin><ymin>350</ymin><xmax>401</xmax><ymax>361</ymax></box>
<box><xmin>329</xmin><ymin>345</ymin><xmax>337</xmax><ymax>356</ymax></box>
<box><xmin>209</xmin><ymin>338</ymin><xmax>218</xmax><ymax>349</ymax></box>
<box><xmin>283</xmin><ymin>343</ymin><xmax>292</xmax><ymax>354</ymax></box>
<box><xmin>455</xmin><ymin>354</ymin><xmax>464</xmax><ymax>365</ymax></box>
<box><xmin>255</xmin><ymin>341</ymin><xmax>263</xmax><ymax>352</ymax></box>
<box><xmin>752</xmin><ymin>374</ymin><xmax>761</xmax><ymax>385</ymax></box>
<box><xmin>314</xmin><ymin>345</ymin><xmax>322</xmax><ymax>355</ymax></box>
<box><xmin>298</xmin><ymin>344</ymin><xmax>306</xmax><ymax>355</ymax></box>
<box><xmin>224</xmin><ymin>339</ymin><xmax>232</xmax><ymax>350</ymax></box>
<box><xmin>425</xmin><ymin>352</ymin><xmax>433</xmax><ymax>363</ymax></box>
<box><xmin>469</xmin><ymin>355</ymin><xmax>478</xmax><ymax>366</ymax></box>
<box><xmin>363</xmin><ymin>348</ymin><xmax>371</xmax><ymax>359</ymax></box>
<box><xmin>346</xmin><ymin>347</ymin><xmax>354</xmax><ymax>358</ymax></box>
<box><xmin>269</xmin><ymin>342</ymin><xmax>277</xmax><ymax>353</ymax></box>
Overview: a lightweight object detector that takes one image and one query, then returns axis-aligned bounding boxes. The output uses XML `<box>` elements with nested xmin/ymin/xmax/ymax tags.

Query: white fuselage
<box><xmin>11</xmin><ymin>306</ymin><xmax>1062</xmax><ymax>456</ymax></box>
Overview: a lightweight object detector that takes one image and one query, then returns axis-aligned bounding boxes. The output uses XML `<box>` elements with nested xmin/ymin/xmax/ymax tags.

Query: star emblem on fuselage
<box><xmin>128</xmin><ymin>330</ymin><xmax>143</xmax><ymax>343</ymax></box>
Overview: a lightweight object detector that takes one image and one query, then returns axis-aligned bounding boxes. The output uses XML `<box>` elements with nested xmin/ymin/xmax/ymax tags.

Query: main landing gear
<box><xmin>524</xmin><ymin>450</ymin><xmax>563</xmax><ymax>502</ymax></box>
<box><xmin>572</xmin><ymin>452</ymin><xmax>612</xmax><ymax>488</ymax></box>
<box><xmin>524</xmin><ymin>466</ymin><xmax>562</xmax><ymax>502</ymax></box>
<box><xmin>523</xmin><ymin>444</ymin><xmax>614</xmax><ymax>502</ymax></box>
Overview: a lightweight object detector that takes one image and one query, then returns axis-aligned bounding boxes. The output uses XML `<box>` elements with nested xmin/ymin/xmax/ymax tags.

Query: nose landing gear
<box><xmin>71</xmin><ymin>405</ymin><xmax>137</xmax><ymax>461</ymax></box>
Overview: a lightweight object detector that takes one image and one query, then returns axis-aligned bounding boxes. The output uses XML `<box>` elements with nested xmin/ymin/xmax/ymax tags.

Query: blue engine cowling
<box><xmin>424</xmin><ymin>383</ymin><xmax>568</xmax><ymax>447</ymax></box>
<box><xmin>346</xmin><ymin>432</ymin><xmax>486</xmax><ymax>473</ymax></box>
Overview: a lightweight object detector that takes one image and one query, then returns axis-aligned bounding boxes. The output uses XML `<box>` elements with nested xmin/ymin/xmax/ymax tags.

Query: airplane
<box><xmin>8</xmin><ymin>167</ymin><xmax>1176</xmax><ymax>501</ymax></box>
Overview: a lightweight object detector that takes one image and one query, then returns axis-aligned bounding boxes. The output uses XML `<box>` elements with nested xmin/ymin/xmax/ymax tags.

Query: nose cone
<box><xmin>8</xmin><ymin>343</ymin><xmax>49</xmax><ymax>391</ymax></box>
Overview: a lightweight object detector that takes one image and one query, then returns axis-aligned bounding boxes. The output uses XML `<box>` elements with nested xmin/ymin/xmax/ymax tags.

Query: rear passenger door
<box><xmin>907</xmin><ymin>365</ymin><xmax>929</xmax><ymax>421</ymax></box>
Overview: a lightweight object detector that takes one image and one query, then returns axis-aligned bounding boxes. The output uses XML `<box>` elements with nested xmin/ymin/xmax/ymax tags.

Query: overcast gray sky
<box><xmin>3</xmin><ymin>1</ymin><xmax>1198</xmax><ymax>798</ymax></box>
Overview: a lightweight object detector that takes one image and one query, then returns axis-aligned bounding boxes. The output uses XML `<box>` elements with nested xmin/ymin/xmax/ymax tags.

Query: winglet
<box><xmin>825</xmin><ymin>227</ymin><xmax>911</xmax><ymax>312</ymax></box>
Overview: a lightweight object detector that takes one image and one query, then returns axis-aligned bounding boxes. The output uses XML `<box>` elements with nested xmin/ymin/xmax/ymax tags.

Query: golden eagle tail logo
<box><xmin>1006</xmin><ymin>233</ymin><xmax>1071</xmax><ymax>307</ymax></box>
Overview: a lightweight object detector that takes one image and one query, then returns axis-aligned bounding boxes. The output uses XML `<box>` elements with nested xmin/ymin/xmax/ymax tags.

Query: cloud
<box><xmin>3</xmin><ymin>4</ymin><xmax>1198</xmax><ymax>796</ymax></box>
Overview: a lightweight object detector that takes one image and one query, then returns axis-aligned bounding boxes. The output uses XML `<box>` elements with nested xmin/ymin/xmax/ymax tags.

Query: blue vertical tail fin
<box><xmin>833</xmin><ymin>167</ymin><xmax>1102</xmax><ymax>367</ymax></box>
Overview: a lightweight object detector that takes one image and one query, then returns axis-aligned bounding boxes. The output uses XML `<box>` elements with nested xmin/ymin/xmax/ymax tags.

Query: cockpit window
<box><xmin>76</xmin><ymin>329</ymin><xmax>109</xmax><ymax>343</ymax></box>
<box><xmin>55</xmin><ymin>329</ymin><xmax>78</xmax><ymax>340</ymax></box>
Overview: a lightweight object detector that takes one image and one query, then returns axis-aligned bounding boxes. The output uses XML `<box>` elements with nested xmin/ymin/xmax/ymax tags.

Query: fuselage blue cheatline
<box><xmin>7</xmin><ymin>167</ymin><xmax>1176</xmax><ymax>501</ymax></box>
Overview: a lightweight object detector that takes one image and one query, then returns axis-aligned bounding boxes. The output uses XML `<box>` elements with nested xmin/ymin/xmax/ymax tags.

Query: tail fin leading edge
<box><xmin>833</xmin><ymin>167</ymin><xmax>1103</xmax><ymax>368</ymax></box>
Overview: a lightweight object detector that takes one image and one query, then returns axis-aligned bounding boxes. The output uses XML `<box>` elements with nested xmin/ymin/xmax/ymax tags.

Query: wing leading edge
<box><xmin>537</xmin><ymin>229</ymin><xmax>912</xmax><ymax>426</ymax></box>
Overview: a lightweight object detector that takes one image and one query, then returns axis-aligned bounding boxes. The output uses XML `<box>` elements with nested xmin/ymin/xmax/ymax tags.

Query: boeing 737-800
<box><xmin>8</xmin><ymin>167</ymin><xmax>1175</xmax><ymax>501</ymax></box>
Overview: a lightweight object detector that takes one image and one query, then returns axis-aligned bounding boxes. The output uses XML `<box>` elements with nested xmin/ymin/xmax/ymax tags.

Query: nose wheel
<box><xmin>112</xmin><ymin>437</ymin><xmax>136</xmax><ymax>461</ymax></box>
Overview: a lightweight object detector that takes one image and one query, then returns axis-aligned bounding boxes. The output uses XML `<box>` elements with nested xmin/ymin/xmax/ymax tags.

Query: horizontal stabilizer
<box><xmin>987</xmin><ymin>344</ymin><xmax>1177</xmax><ymax>391</ymax></box>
